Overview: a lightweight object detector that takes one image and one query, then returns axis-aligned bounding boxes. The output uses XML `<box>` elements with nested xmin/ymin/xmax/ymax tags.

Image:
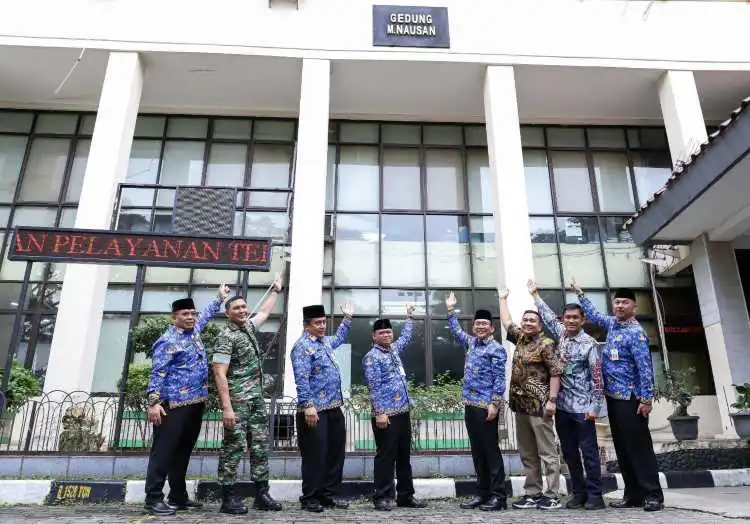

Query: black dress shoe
<box><xmin>319</xmin><ymin>497</ymin><xmax>349</xmax><ymax>509</ymax></box>
<box><xmin>609</xmin><ymin>498</ymin><xmax>643</xmax><ymax>509</ymax></box>
<box><xmin>643</xmin><ymin>499</ymin><xmax>664</xmax><ymax>512</ymax></box>
<box><xmin>396</xmin><ymin>496</ymin><xmax>426</xmax><ymax>508</ymax></box>
<box><xmin>479</xmin><ymin>496</ymin><xmax>507</xmax><ymax>511</ymax></box>
<box><xmin>167</xmin><ymin>498</ymin><xmax>203</xmax><ymax>510</ymax></box>
<box><xmin>460</xmin><ymin>496</ymin><xmax>487</xmax><ymax>509</ymax></box>
<box><xmin>374</xmin><ymin>499</ymin><xmax>392</xmax><ymax>511</ymax></box>
<box><xmin>585</xmin><ymin>497</ymin><xmax>605</xmax><ymax>510</ymax></box>
<box><xmin>301</xmin><ymin>500</ymin><xmax>325</xmax><ymax>513</ymax></box>
<box><xmin>565</xmin><ymin>494</ymin><xmax>586</xmax><ymax>509</ymax></box>
<box><xmin>144</xmin><ymin>500</ymin><xmax>176</xmax><ymax>516</ymax></box>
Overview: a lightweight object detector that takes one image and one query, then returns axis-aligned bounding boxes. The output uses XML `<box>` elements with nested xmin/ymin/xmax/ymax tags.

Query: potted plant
<box><xmin>730</xmin><ymin>383</ymin><xmax>750</xmax><ymax>440</ymax></box>
<box><xmin>656</xmin><ymin>367</ymin><xmax>700</xmax><ymax>441</ymax></box>
<box><xmin>0</xmin><ymin>361</ymin><xmax>42</xmax><ymax>445</ymax></box>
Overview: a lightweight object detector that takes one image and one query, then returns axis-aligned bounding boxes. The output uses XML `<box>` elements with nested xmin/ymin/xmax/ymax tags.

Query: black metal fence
<box><xmin>0</xmin><ymin>391</ymin><xmax>520</xmax><ymax>454</ymax></box>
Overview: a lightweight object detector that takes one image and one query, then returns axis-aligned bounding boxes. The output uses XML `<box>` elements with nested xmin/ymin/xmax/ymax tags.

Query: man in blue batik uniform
<box><xmin>571</xmin><ymin>279</ymin><xmax>664</xmax><ymax>512</ymax></box>
<box><xmin>143</xmin><ymin>284</ymin><xmax>229</xmax><ymax>516</ymax></box>
<box><xmin>363</xmin><ymin>305</ymin><xmax>426</xmax><ymax>512</ymax></box>
<box><xmin>291</xmin><ymin>302</ymin><xmax>354</xmax><ymax>513</ymax></box>
<box><xmin>445</xmin><ymin>292</ymin><xmax>508</xmax><ymax>512</ymax></box>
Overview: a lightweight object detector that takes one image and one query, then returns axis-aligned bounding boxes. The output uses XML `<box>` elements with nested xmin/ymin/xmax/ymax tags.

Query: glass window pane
<box><xmin>167</xmin><ymin>117</ymin><xmax>208</xmax><ymax>139</ymax></box>
<box><xmin>592</xmin><ymin>152</ymin><xmax>635</xmax><ymax>212</ymax></box>
<box><xmin>249</xmin><ymin>245</ymin><xmax>286</xmax><ymax>286</ymax></box>
<box><xmin>392</xmin><ymin>318</ymin><xmax>425</xmax><ymax>384</ymax></box>
<box><xmin>243</xmin><ymin>212</ymin><xmax>289</xmax><ymax>242</ymax></box>
<box><xmin>423</xmin><ymin>125</ymin><xmax>462</xmax><ymax>146</ymax></box>
<box><xmin>470</xmin><ymin>216</ymin><xmax>496</xmax><ymax>287</ymax></box>
<box><xmin>157</xmin><ymin>141</ymin><xmax>205</xmax><ymax>204</ymax></box>
<box><xmin>192</xmin><ymin>269</ymin><xmax>240</xmax><ymax>286</ymax></box>
<box><xmin>59</xmin><ymin>208</ymin><xmax>77</xmax><ymax>228</ymax></box>
<box><xmin>336</xmin><ymin>146</ymin><xmax>379</xmax><ymax>211</ymax></box>
<box><xmin>426</xmin><ymin>215</ymin><xmax>470</xmax><ymax>287</ymax></box>
<box><xmin>12</xmin><ymin>207</ymin><xmax>57</xmax><ymax>227</ymax></box>
<box><xmin>587</xmin><ymin>128</ymin><xmax>625</xmax><ymax>148</ymax></box>
<box><xmin>565</xmin><ymin>290</ymin><xmax>609</xmax><ymax>316</ymax></box>
<box><xmin>383</xmin><ymin>149</ymin><xmax>421</xmax><ymax>210</ymax></box>
<box><xmin>550</xmin><ymin>151</ymin><xmax>594</xmax><ymax>212</ymax></box>
<box><xmin>326</xmin><ymin>146</ymin><xmax>336</xmax><ymax>211</ymax></box>
<box><xmin>637</xmin><ymin>128</ymin><xmax>668</xmax><ymax>149</ymax></box>
<box><xmin>35</xmin><ymin>114</ymin><xmax>77</xmax><ymax>134</ymax></box>
<box><xmin>432</xmin><ymin>319</ymin><xmax>469</xmax><ymax>382</ymax></box>
<box><xmin>134</xmin><ymin>116</ymin><xmax>166</xmax><ymax>137</ymax></box>
<box><xmin>334</xmin><ymin>214</ymin><xmax>379</xmax><ymax>286</ymax></box>
<box><xmin>0</xmin><ymin>206</ymin><xmax>10</xmax><ymax>228</ymax></box>
<box><xmin>205</xmin><ymin>143</ymin><xmax>246</xmax><ymax>187</ymax></box>
<box><xmin>382</xmin><ymin>214</ymin><xmax>425</xmax><ymax>287</ymax></box>
<box><xmin>79</xmin><ymin>114</ymin><xmax>96</xmax><ymax>135</ymax></box>
<box><xmin>425</xmin><ymin>150</ymin><xmax>465</xmax><ymax>211</ymax></box>
<box><xmin>467</xmin><ymin>150</ymin><xmax>492</xmax><ymax>213</ymax></box>
<box><xmin>64</xmin><ymin>139</ymin><xmax>91</xmax><ymax>202</ymax></box>
<box><xmin>323</xmin><ymin>244</ymin><xmax>333</xmax><ymax>275</ymax></box>
<box><xmin>382</xmin><ymin>124</ymin><xmax>420</xmax><ymax>145</ymax></box>
<box><xmin>428</xmin><ymin>289</ymin><xmax>473</xmax><ymax>316</ymax></box>
<box><xmin>521</xmin><ymin>127</ymin><xmax>545</xmax><ymax>147</ymax></box>
<box><xmin>249</xmin><ymin>144</ymin><xmax>292</xmax><ymax>208</ymax></box>
<box><xmin>117</xmin><ymin>209</ymin><xmax>151</xmax><ymax>232</ymax></box>
<box><xmin>344</xmin><ymin>317</ymin><xmax>377</xmax><ymax>387</ymax></box>
<box><xmin>382</xmin><ymin>289</ymin><xmax>426</xmax><ymax>317</ymax></box>
<box><xmin>18</xmin><ymin>138</ymin><xmax>71</xmax><ymax>202</ymax></box>
<box><xmin>109</xmin><ymin>265</ymin><xmax>138</xmax><ymax>283</ymax></box>
<box><xmin>464</xmin><ymin>125</ymin><xmax>487</xmax><ymax>146</ymax></box>
<box><xmin>0</xmin><ymin>111</ymin><xmax>33</xmax><ymax>133</ymax></box>
<box><xmin>530</xmin><ymin>217</ymin><xmax>561</xmax><ymax>287</ymax></box>
<box><xmin>104</xmin><ymin>287</ymin><xmax>135</xmax><ymax>311</ymax></box>
<box><xmin>254</xmin><ymin>120</ymin><xmax>295</xmax><ymax>141</ymax></box>
<box><xmin>340</xmin><ymin>122</ymin><xmax>378</xmax><ymax>143</ymax></box>
<box><xmin>141</xmin><ymin>286</ymin><xmax>190</xmax><ymax>311</ymax></box>
<box><xmin>473</xmin><ymin>289</ymin><xmax>500</xmax><ymax>317</ymax></box>
<box><xmin>547</xmin><ymin>127</ymin><xmax>584</xmax><ymax>148</ymax></box>
<box><xmin>0</xmin><ymin>136</ymin><xmax>27</xmax><ymax>202</ymax></box>
<box><xmin>558</xmin><ymin>216</ymin><xmax>606</xmax><ymax>288</ymax></box>
<box><xmin>632</xmin><ymin>151</ymin><xmax>672</xmax><ymax>206</ymax></box>
<box><xmin>601</xmin><ymin>217</ymin><xmax>648</xmax><ymax>287</ymax></box>
<box><xmin>243</xmin><ymin>287</ymin><xmax>285</xmax><ymax>315</ymax></box>
<box><xmin>125</xmin><ymin>140</ymin><xmax>161</xmax><ymax>207</ymax></box>
<box><xmin>145</xmin><ymin>266</ymin><xmax>190</xmax><ymax>284</ymax></box>
<box><xmin>321</xmin><ymin>289</ymin><xmax>332</xmax><ymax>311</ymax></box>
<box><xmin>523</xmin><ymin>150</ymin><xmax>553</xmax><ymax>214</ymax></box>
<box><xmin>334</xmin><ymin>289</ymin><xmax>379</xmax><ymax>316</ymax></box>
<box><xmin>213</xmin><ymin>119</ymin><xmax>252</xmax><ymax>140</ymax></box>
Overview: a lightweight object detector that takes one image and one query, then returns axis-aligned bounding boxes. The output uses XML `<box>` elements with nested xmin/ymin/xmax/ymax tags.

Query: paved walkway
<box><xmin>1</xmin><ymin>490</ymin><xmax>749</xmax><ymax>523</ymax></box>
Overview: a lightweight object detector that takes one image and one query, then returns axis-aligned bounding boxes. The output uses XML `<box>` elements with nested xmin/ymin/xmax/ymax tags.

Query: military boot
<box><xmin>253</xmin><ymin>481</ymin><xmax>282</xmax><ymax>511</ymax></box>
<box><xmin>219</xmin><ymin>485</ymin><xmax>248</xmax><ymax>515</ymax></box>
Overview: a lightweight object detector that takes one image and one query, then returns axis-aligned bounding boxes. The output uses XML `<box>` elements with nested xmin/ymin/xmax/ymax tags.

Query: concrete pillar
<box><xmin>282</xmin><ymin>59</ymin><xmax>331</xmax><ymax>397</ymax></box>
<box><xmin>44</xmin><ymin>52</ymin><xmax>143</xmax><ymax>393</ymax></box>
<box><xmin>658</xmin><ymin>70</ymin><xmax>708</xmax><ymax>167</ymax></box>
<box><xmin>691</xmin><ymin>235</ymin><xmax>750</xmax><ymax>437</ymax></box>
<box><xmin>484</xmin><ymin>66</ymin><xmax>535</xmax><ymax>419</ymax></box>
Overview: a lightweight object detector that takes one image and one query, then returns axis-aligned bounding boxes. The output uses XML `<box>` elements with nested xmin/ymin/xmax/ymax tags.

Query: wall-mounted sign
<box><xmin>372</xmin><ymin>5</ymin><xmax>450</xmax><ymax>49</ymax></box>
<box><xmin>9</xmin><ymin>227</ymin><xmax>272</xmax><ymax>271</ymax></box>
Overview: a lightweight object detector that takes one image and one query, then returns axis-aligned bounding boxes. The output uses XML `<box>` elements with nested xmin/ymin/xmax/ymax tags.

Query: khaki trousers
<box><xmin>515</xmin><ymin>413</ymin><xmax>560</xmax><ymax>498</ymax></box>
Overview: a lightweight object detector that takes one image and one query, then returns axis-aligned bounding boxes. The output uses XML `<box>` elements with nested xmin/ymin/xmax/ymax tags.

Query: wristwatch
<box><xmin>147</xmin><ymin>392</ymin><xmax>160</xmax><ymax>407</ymax></box>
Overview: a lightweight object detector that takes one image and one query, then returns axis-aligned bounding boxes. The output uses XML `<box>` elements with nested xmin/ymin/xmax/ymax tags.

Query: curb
<box><xmin>1</xmin><ymin>469</ymin><xmax>748</xmax><ymax>505</ymax></box>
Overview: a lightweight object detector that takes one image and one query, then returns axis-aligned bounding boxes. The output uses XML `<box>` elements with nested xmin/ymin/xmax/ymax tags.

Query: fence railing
<box><xmin>0</xmin><ymin>391</ymin><xmax>519</xmax><ymax>454</ymax></box>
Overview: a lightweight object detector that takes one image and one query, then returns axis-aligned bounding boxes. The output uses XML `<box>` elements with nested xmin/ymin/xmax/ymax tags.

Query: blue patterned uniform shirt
<box><xmin>579</xmin><ymin>295</ymin><xmax>654</xmax><ymax>402</ymax></box>
<box><xmin>291</xmin><ymin>318</ymin><xmax>351</xmax><ymax>411</ymax></box>
<box><xmin>363</xmin><ymin>319</ymin><xmax>414</xmax><ymax>416</ymax></box>
<box><xmin>147</xmin><ymin>299</ymin><xmax>221</xmax><ymax>408</ymax></box>
<box><xmin>447</xmin><ymin>313</ymin><xmax>507</xmax><ymax>408</ymax></box>
<box><xmin>535</xmin><ymin>296</ymin><xmax>604</xmax><ymax>416</ymax></box>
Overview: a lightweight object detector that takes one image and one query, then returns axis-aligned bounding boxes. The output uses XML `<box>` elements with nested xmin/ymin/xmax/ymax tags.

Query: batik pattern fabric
<box><xmin>147</xmin><ymin>299</ymin><xmax>221</xmax><ymax>408</ymax></box>
<box><xmin>447</xmin><ymin>313</ymin><xmax>507</xmax><ymax>409</ymax></box>
<box><xmin>290</xmin><ymin>318</ymin><xmax>351</xmax><ymax>411</ymax></box>
<box><xmin>506</xmin><ymin>324</ymin><xmax>564</xmax><ymax>417</ymax></box>
<box><xmin>212</xmin><ymin>319</ymin><xmax>266</xmax><ymax>401</ymax></box>
<box><xmin>217</xmin><ymin>396</ymin><xmax>270</xmax><ymax>485</ymax></box>
<box><xmin>578</xmin><ymin>295</ymin><xmax>655</xmax><ymax>402</ymax></box>
<box><xmin>363</xmin><ymin>319</ymin><xmax>414</xmax><ymax>416</ymax></box>
<box><xmin>534</xmin><ymin>296</ymin><xmax>604</xmax><ymax>416</ymax></box>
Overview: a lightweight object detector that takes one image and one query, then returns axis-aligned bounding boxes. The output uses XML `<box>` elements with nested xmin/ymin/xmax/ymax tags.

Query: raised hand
<box><xmin>527</xmin><ymin>279</ymin><xmax>539</xmax><ymax>296</ymax></box>
<box><xmin>569</xmin><ymin>277</ymin><xmax>582</xmax><ymax>295</ymax></box>
<box><xmin>499</xmin><ymin>288</ymin><xmax>509</xmax><ymax>300</ymax></box>
<box><xmin>271</xmin><ymin>272</ymin><xmax>283</xmax><ymax>293</ymax></box>
<box><xmin>340</xmin><ymin>301</ymin><xmax>355</xmax><ymax>318</ymax></box>
<box><xmin>218</xmin><ymin>283</ymin><xmax>231</xmax><ymax>301</ymax></box>
<box><xmin>445</xmin><ymin>291</ymin><xmax>457</xmax><ymax>311</ymax></box>
<box><xmin>405</xmin><ymin>304</ymin><xmax>416</xmax><ymax>318</ymax></box>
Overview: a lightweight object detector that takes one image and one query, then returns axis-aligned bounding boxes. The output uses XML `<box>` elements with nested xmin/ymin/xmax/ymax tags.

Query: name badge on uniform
<box><xmin>610</xmin><ymin>348</ymin><xmax>619</xmax><ymax>361</ymax></box>
<box><xmin>564</xmin><ymin>363</ymin><xmax>574</xmax><ymax>375</ymax></box>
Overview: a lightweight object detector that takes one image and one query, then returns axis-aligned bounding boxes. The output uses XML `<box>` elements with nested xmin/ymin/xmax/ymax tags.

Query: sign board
<box><xmin>9</xmin><ymin>227</ymin><xmax>272</xmax><ymax>271</ymax></box>
<box><xmin>47</xmin><ymin>480</ymin><xmax>126</xmax><ymax>504</ymax></box>
<box><xmin>372</xmin><ymin>5</ymin><xmax>450</xmax><ymax>48</ymax></box>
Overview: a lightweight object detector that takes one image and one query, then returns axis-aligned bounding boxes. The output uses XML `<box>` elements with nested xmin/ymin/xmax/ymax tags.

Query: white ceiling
<box><xmin>1</xmin><ymin>45</ymin><xmax>750</xmax><ymax>124</ymax></box>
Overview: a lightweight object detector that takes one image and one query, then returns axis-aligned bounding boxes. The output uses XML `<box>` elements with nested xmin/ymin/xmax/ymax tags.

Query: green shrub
<box><xmin>1</xmin><ymin>361</ymin><xmax>41</xmax><ymax>412</ymax></box>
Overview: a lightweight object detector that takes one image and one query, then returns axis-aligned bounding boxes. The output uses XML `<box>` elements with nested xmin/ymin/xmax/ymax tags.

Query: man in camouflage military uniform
<box><xmin>212</xmin><ymin>275</ymin><xmax>283</xmax><ymax>515</ymax></box>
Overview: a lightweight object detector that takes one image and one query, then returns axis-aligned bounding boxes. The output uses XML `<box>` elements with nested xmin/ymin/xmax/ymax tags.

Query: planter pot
<box><xmin>730</xmin><ymin>413</ymin><xmax>750</xmax><ymax>440</ymax></box>
<box><xmin>668</xmin><ymin>415</ymin><xmax>699</xmax><ymax>441</ymax></box>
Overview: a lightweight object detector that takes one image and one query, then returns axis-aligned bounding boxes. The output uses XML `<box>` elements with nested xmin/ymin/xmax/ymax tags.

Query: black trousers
<box><xmin>555</xmin><ymin>409</ymin><xmax>602</xmax><ymax>499</ymax></box>
<box><xmin>464</xmin><ymin>405</ymin><xmax>507</xmax><ymax>500</ymax></box>
<box><xmin>371</xmin><ymin>412</ymin><xmax>415</xmax><ymax>502</ymax></box>
<box><xmin>296</xmin><ymin>407</ymin><xmax>346</xmax><ymax>503</ymax></box>
<box><xmin>606</xmin><ymin>395</ymin><xmax>664</xmax><ymax>503</ymax></box>
<box><xmin>144</xmin><ymin>402</ymin><xmax>205</xmax><ymax>504</ymax></box>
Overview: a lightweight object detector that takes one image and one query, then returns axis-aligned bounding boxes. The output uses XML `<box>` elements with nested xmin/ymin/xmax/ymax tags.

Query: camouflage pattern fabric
<box><xmin>218</xmin><ymin>396</ymin><xmax>270</xmax><ymax>484</ymax></box>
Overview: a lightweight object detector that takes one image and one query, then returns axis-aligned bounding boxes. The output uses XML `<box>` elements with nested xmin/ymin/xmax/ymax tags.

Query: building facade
<box><xmin>1</xmin><ymin>0</ymin><xmax>750</xmax><ymax>439</ymax></box>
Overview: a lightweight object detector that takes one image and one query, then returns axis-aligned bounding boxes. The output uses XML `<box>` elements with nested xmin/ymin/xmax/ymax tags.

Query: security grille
<box><xmin>171</xmin><ymin>187</ymin><xmax>236</xmax><ymax>236</ymax></box>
